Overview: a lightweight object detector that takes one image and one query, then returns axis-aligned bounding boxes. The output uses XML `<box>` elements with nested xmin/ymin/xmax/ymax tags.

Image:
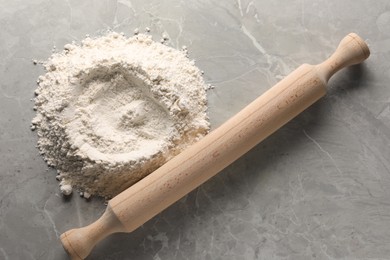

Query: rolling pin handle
<box><xmin>60</xmin><ymin>205</ymin><xmax>124</xmax><ymax>260</ymax></box>
<box><xmin>316</xmin><ymin>33</ymin><xmax>370</xmax><ymax>82</ymax></box>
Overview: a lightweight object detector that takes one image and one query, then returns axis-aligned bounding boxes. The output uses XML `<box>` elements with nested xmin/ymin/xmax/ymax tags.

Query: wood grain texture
<box><xmin>60</xmin><ymin>33</ymin><xmax>370</xmax><ymax>260</ymax></box>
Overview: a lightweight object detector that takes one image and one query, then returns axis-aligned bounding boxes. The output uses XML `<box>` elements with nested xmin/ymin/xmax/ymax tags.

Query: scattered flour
<box><xmin>32</xmin><ymin>32</ymin><xmax>210</xmax><ymax>199</ymax></box>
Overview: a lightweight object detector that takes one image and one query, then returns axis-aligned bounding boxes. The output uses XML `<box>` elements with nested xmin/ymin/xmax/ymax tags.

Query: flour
<box><xmin>32</xmin><ymin>32</ymin><xmax>210</xmax><ymax>199</ymax></box>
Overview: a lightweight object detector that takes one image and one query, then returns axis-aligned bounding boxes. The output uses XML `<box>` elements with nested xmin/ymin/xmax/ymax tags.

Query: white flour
<box><xmin>32</xmin><ymin>32</ymin><xmax>210</xmax><ymax>199</ymax></box>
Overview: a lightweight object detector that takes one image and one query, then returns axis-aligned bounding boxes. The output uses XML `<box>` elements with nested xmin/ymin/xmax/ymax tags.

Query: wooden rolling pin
<box><xmin>60</xmin><ymin>33</ymin><xmax>370</xmax><ymax>259</ymax></box>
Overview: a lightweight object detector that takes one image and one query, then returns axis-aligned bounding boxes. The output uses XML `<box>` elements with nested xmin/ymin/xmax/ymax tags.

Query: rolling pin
<box><xmin>60</xmin><ymin>33</ymin><xmax>370</xmax><ymax>259</ymax></box>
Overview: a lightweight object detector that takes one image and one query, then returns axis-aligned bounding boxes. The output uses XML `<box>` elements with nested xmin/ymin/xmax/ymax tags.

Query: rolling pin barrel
<box><xmin>60</xmin><ymin>33</ymin><xmax>370</xmax><ymax>259</ymax></box>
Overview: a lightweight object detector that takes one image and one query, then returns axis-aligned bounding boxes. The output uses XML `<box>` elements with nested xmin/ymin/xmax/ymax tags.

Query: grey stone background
<box><xmin>1</xmin><ymin>0</ymin><xmax>390</xmax><ymax>259</ymax></box>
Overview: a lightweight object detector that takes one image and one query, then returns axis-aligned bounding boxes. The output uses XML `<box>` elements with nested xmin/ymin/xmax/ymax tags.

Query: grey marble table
<box><xmin>1</xmin><ymin>0</ymin><xmax>390</xmax><ymax>259</ymax></box>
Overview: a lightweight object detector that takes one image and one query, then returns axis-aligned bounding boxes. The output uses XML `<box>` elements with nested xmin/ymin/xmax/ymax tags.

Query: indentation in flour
<box><xmin>67</xmin><ymin>65</ymin><xmax>174</xmax><ymax>159</ymax></box>
<box><xmin>32</xmin><ymin>32</ymin><xmax>210</xmax><ymax>199</ymax></box>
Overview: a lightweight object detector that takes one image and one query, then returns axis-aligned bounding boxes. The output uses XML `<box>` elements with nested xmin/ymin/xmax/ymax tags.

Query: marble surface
<box><xmin>1</xmin><ymin>0</ymin><xmax>390</xmax><ymax>259</ymax></box>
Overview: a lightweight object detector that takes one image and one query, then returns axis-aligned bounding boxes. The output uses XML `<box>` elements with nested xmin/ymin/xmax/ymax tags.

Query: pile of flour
<box><xmin>32</xmin><ymin>32</ymin><xmax>210</xmax><ymax>199</ymax></box>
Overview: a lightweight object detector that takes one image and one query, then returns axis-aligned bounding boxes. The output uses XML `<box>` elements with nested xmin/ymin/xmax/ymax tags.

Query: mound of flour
<box><xmin>32</xmin><ymin>32</ymin><xmax>210</xmax><ymax>199</ymax></box>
